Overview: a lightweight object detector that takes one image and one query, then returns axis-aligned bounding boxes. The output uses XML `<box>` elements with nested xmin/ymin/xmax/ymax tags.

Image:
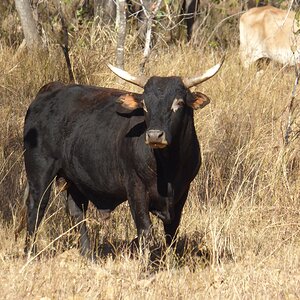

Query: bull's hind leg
<box><xmin>66</xmin><ymin>184</ymin><xmax>92</xmax><ymax>258</ymax></box>
<box><xmin>24</xmin><ymin>156</ymin><xmax>59</xmax><ymax>256</ymax></box>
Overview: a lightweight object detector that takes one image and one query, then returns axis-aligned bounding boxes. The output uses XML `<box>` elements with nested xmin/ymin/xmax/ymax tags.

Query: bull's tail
<box><xmin>14</xmin><ymin>181</ymin><xmax>29</xmax><ymax>241</ymax></box>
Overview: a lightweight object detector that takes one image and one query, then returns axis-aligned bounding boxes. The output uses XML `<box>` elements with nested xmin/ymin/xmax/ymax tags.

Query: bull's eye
<box><xmin>141</xmin><ymin>100</ymin><xmax>148</xmax><ymax>112</ymax></box>
<box><xmin>171</xmin><ymin>98</ymin><xmax>185</xmax><ymax>112</ymax></box>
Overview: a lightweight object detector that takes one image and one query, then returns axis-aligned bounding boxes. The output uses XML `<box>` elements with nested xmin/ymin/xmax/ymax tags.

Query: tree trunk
<box><xmin>115</xmin><ymin>0</ymin><xmax>127</xmax><ymax>70</ymax></box>
<box><xmin>94</xmin><ymin>0</ymin><xmax>116</xmax><ymax>25</ymax></box>
<box><xmin>183</xmin><ymin>0</ymin><xmax>199</xmax><ymax>42</ymax></box>
<box><xmin>56</xmin><ymin>0</ymin><xmax>75</xmax><ymax>83</ymax></box>
<box><xmin>14</xmin><ymin>0</ymin><xmax>43</xmax><ymax>49</ymax></box>
<box><xmin>140</xmin><ymin>0</ymin><xmax>162</xmax><ymax>73</ymax></box>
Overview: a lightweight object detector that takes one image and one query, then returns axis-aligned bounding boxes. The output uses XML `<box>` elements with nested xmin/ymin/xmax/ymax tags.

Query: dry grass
<box><xmin>0</xmin><ymin>32</ymin><xmax>299</xmax><ymax>299</ymax></box>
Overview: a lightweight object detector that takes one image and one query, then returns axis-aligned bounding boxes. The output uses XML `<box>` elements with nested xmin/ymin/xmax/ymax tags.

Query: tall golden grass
<box><xmin>0</xmin><ymin>27</ymin><xmax>299</xmax><ymax>298</ymax></box>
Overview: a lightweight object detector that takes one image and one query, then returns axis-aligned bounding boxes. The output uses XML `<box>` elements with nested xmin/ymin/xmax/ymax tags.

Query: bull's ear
<box><xmin>187</xmin><ymin>92</ymin><xmax>211</xmax><ymax>110</ymax></box>
<box><xmin>116</xmin><ymin>93</ymin><xmax>141</xmax><ymax>111</ymax></box>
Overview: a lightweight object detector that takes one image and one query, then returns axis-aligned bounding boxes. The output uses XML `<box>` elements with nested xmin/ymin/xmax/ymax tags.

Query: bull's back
<box><xmin>25</xmin><ymin>82</ymin><xmax>125</xmax><ymax>134</ymax></box>
<box><xmin>24</xmin><ymin>82</ymin><xmax>127</xmax><ymax>161</ymax></box>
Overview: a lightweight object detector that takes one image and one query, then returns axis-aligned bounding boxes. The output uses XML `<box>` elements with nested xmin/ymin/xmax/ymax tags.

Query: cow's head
<box><xmin>108</xmin><ymin>59</ymin><xmax>224</xmax><ymax>148</ymax></box>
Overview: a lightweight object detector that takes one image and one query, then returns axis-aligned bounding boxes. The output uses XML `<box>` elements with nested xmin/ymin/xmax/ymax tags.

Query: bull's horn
<box><xmin>107</xmin><ymin>63</ymin><xmax>149</xmax><ymax>88</ymax></box>
<box><xmin>182</xmin><ymin>56</ymin><xmax>225</xmax><ymax>88</ymax></box>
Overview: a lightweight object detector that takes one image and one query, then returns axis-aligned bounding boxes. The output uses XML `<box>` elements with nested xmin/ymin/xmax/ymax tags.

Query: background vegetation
<box><xmin>0</xmin><ymin>0</ymin><xmax>299</xmax><ymax>299</ymax></box>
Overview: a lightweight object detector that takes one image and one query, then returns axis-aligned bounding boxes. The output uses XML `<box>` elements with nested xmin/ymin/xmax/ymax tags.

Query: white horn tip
<box><xmin>106</xmin><ymin>63</ymin><xmax>147</xmax><ymax>88</ymax></box>
<box><xmin>106</xmin><ymin>63</ymin><xmax>121</xmax><ymax>74</ymax></box>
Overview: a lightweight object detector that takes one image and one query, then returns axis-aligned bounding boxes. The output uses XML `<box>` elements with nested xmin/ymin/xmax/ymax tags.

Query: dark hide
<box><xmin>23</xmin><ymin>77</ymin><xmax>205</xmax><ymax>255</ymax></box>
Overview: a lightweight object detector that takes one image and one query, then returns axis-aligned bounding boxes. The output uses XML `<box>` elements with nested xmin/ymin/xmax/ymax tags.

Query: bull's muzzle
<box><xmin>145</xmin><ymin>129</ymin><xmax>168</xmax><ymax>149</ymax></box>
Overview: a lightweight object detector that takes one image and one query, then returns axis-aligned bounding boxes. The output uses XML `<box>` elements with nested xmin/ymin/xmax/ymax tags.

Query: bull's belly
<box><xmin>60</xmin><ymin>162</ymin><xmax>127</xmax><ymax>211</ymax></box>
<box><xmin>78</xmin><ymin>184</ymin><xmax>127</xmax><ymax>211</ymax></box>
<box><xmin>60</xmin><ymin>172</ymin><xmax>127</xmax><ymax>211</ymax></box>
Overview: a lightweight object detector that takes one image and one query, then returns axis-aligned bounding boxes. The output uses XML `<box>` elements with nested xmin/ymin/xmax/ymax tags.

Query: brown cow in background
<box><xmin>239</xmin><ymin>5</ymin><xmax>300</xmax><ymax>68</ymax></box>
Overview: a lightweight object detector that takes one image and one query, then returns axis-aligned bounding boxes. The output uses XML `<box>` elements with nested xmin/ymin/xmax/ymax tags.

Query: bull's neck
<box><xmin>154</xmin><ymin>109</ymin><xmax>196</xmax><ymax>182</ymax></box>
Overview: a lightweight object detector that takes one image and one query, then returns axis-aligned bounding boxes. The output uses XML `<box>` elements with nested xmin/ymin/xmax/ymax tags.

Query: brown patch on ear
<box><xmin>117</xmin><ymin>93</ymin><xmax>139</xmax><ymax>110</ymax></box>
<box><xmin>189</xmin><ymin>92</ymin><xmax>211</xmax><ymax>110</ymax></box>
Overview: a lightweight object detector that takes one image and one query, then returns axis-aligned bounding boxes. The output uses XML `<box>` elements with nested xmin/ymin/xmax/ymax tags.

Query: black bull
<box><xmin>23</xmin><ymin>60</ymin><xmax>223</xmax><ymax>255</ymax></box>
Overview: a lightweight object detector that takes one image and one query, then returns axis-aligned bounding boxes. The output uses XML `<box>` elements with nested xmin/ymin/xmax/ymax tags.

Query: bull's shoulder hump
<box><xmin>54</xmin><ymin>85</ymin><xmax>139</xmax><ymax>111</ymax></box>
<box><xmin>37</xmin><ymin>82</ymin><xmax>131</xmax><ymax>97</ymax></box>
<box><xmin>34</xmin><ymin>83</ymin><xmax>139</xmax><ymax>110</ymax></box>
<box><xmin>68</xmin><ymin>85</ymin><xmax>131</xmax><ymax>97</ymax></box>
<box><xmin>64</xmin><ymin>85</ymin><xmax>138</xmax><ymax>104</ymax></box>
<box><xmin>37</xmin><ymin>81</ymin><xmax>65</xmax><ymax>95</ymax></box>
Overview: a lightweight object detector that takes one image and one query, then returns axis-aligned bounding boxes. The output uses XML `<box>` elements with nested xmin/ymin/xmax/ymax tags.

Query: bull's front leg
<box><xmin>163</xmin><ymin>187</ymin><xmax>189</xmax><ymax>246</ymax></box>
<box><xmin>127</xmin><ymin>181</ymin><xmax>152</xmax><ymax>250</ymax></box>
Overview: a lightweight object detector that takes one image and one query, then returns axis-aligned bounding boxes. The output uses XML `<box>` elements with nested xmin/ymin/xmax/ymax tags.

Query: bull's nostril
<box><xmin>157</xmin><ymin>131</ymin><xmax>164</xmax><ymax>138</ymax></box>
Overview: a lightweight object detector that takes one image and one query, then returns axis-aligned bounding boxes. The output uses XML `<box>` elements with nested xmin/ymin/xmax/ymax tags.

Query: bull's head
<box><xmin>108</xmin><ymin>59</ymin><xmax>224</xmax><ymax>149</ymax></box>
